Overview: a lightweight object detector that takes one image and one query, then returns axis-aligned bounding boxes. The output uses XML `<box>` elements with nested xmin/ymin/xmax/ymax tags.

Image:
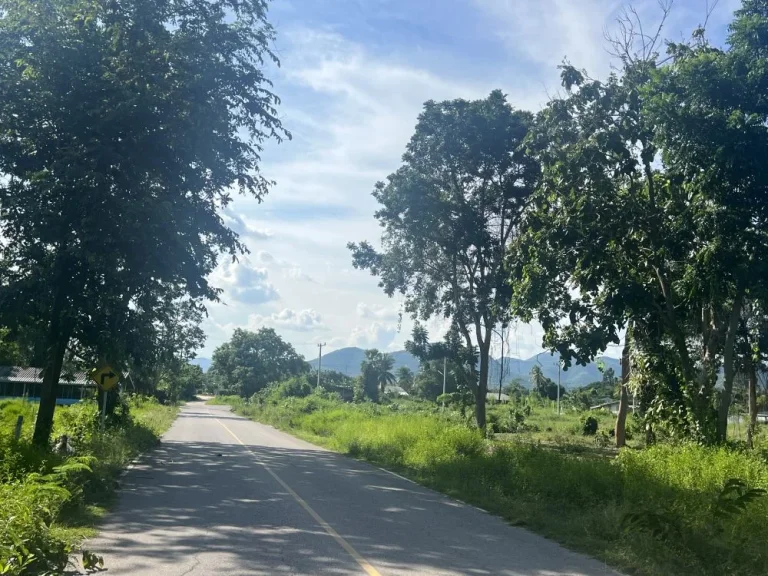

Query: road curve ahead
<box><xmin>85</xmin><ymin>402</ymin><xmax>620</xmax><ymax>575</ymax></box>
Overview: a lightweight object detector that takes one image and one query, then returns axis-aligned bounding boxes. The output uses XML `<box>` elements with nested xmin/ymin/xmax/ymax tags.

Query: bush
<box><xmin>1</xmin><ymin>397</ymin><xmax>177</xmax><ymax>574</ymax></box>
<box><xmin>0</xmin><ymin>481</ymin><xmax>71</xmax><ymax>575</ymax></box>
<box><xmin>273</xmin><ymin>376</ymin><xmax>313</xmax><ymax>399</ymax></box>
<box><xmin>582</xmin><ymin>415</ymin><xmax>598</xmax><ymax>436</ymax></box>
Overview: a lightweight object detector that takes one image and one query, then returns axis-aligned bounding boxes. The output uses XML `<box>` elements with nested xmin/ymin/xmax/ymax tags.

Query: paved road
<box><xmin>85</xmin><ymin>402</ymin><xmax>620</xmax><ymax>575</ymax></box>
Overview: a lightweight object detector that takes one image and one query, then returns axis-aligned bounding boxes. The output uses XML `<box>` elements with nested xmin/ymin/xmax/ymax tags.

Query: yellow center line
<box><xmin>215</xmin><ymin>418</ymin><xmax>382</xmax><ymax>576</ymax></box>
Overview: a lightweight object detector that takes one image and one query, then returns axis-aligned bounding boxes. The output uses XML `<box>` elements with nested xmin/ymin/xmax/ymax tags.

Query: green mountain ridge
<box><xmin>308</xmin><ymin>347</ymin><xmax>621</xmax><ymax>389</ymax></box>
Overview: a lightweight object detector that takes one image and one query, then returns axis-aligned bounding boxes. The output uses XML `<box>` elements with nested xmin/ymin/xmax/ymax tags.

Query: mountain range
<box><xmin>189</xmin><ymin>357</ymin><xmax>212</xmax><ymax>372</ymax></box>
<box><xmin>309</xmin><ymin>347</ymin><xmax>621</xmax><ymax>389</ymax></box>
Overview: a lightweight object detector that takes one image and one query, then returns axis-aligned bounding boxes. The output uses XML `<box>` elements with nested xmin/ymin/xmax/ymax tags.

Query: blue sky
<box><xmin>199</xmin><ymin>0</ymin><xmax>740</xmax><ymax>361</ymax></box>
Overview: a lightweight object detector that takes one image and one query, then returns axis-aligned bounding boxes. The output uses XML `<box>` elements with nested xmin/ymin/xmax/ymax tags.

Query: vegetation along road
<box><xmin>86</xmin><ymin>402</ymin><xmax>618</xmax><ymax>576</ymax></box>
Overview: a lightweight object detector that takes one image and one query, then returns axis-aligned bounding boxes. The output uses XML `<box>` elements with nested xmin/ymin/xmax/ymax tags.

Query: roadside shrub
<box><xmin>1</xmin><ymin>397</ymin><xmax>177</xmax><ymax>574</ymax></box>
<box><xmin>582</xmin><ymin>415</ymin><xmax>598</xmax><ymax>436</ymax></box>
<box><xmin>0</xmin><ymin>481</ymin><xmax>71</xmax><ymax>575</ymax></box>
<box><xmin>274</xmin><ymin>376</ymin><xmax>313</xmax><ymax>399</ymax></box>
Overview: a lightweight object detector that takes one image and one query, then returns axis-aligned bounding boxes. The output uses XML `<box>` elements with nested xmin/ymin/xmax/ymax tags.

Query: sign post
<box><xmin>90</xmin><ymin>365</ymin><xmax>121</xmax><ymax>430</ymax></box>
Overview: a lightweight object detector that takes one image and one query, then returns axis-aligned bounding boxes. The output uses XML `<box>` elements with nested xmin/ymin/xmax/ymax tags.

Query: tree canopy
<box><xmin>349</xmin><ymin>90</ymin><xmax>539</xmax><ymax>427</ymax></box>
<box><xmin>0</xmin><ymin>0</ymin><xmax>287</xmax><ymax>443</ymax></box>
<box><xmin>510</xmin><ymin>1</ymin><xmax>768</xmax><ymax>443</ymax></box>
<box><xmin>210</xmin><ymin>328</ymin><xmax>308</xmax><ymax>397</ymax></box>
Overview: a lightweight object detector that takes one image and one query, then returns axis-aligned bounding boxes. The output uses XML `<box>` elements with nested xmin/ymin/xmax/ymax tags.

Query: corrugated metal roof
<box><xmin>0</xmin><ymin>366</ymin><xmax>91</xmax><ymax>385</ymax></box>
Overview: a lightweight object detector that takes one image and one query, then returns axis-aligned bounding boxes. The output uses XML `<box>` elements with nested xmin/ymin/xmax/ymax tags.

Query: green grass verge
<box><xmin>1</xmin><ymin>396</ymin><xmax>178</xmax><ymax>574</ymax></box>
<box><xmin>213</xmin><ymin>392</ymin><xmax>768</xmax><ymax>576</ymax></box>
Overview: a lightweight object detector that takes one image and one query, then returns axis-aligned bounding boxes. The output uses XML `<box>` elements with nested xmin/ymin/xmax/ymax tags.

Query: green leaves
<box><xmin>621</xmin><ymin>510</ymin><xmax>682</xmax><ymax>541</ymax></box>
<box><xmin>511</xmin><ymin>5</ymin><xmax>768</xmax><ymax>442</ymax></box>
<box><xmin>210</xmin><ymin>329</ymin><xmax>309</xmax><ymax>397</ymax></box>
<box><xmin>712</xmin><ymin>478</ymin><xmax>767</xmax><ymax>521</ymax></box>
<box><xmin>350</xmin><ymin>91</ymin><xmax>538</xmax><ymax>425</ymax></box>
<box><xmin>81</xmin><ymin>549</ymin><xmax>104</xmax><ymax>571</ymax></box>
<box><xmin>0</xmin><ymin>0</ymin><xmax>288</xmax><ymax>442</ymax></box>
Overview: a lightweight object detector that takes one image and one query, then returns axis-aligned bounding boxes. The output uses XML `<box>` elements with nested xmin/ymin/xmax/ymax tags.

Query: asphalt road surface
<box><xmin>84</xmin><ymin>402</ymin><xmax>620</xmax><ymax>575</ymax></box>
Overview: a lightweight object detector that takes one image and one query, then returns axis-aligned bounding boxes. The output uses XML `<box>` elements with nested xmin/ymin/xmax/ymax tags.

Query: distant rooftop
<box><xmin>0</xmin><ymin>366</ymin><xmax>91</xmax><ymax>386</ymax></box>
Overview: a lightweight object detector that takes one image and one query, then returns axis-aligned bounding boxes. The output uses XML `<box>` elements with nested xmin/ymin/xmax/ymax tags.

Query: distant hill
<box><xmin>189</xmin><ymin>357</ymin><xmax>211</xmax><ymax>372</ymax></box>
<box><xmin>309</xmin><ymin>347</ymin><xmax>420</xmax><ymax>376</ymax></box>
<box><xmin>487</xmin><ymin>353</ymin><xmax>621</xmax><ymax>389</ymax></box>
<box><xmin>310</xmin><ymin>347</ymin><xmax>621</xmax><ymax>389</ymax></box>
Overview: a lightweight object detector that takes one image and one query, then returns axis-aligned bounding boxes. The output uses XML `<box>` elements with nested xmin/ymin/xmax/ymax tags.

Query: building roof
<box><xmin>590</xmin><ymin>399</ymin><xmax>620</xmax><ymax>410</ymax></box>
<box><xmin>0</xmin><ymin>366</ymin><xmax>91</xmax><ymax>386</ymax></box>
<box><xmin>383</xmin><ymin>384</ymin><xmax>410</xmax><ymax>396</ymax></box>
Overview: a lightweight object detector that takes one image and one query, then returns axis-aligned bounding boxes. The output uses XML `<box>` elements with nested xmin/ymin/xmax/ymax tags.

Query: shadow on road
<box><xmin>76</xmin><ymin>413</ymin><xmax>617</xmax><ymax>575</ymax></box>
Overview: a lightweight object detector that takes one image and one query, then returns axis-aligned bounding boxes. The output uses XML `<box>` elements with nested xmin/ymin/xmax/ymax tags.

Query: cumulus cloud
<box><xmin>257</xmin><ymin>250</ymin><xmax>314</xmax><ymax>282</ymax></box>
<box><xmin>211</xmin><ymin>259</ymin><xmax>279</xmax><ymax>305</ymax></box>
<box><xmin>222</xmin><ymin>208</ymin><xmax>272</xmax><ymax>241</ymax></box>
<box><xmin>348</xmin><ymin>322</ymin><xmax>398</xmax><ymax>349</ymax></box>
<box><xmin>249</xmin><ymin>308</ymin><xmax>327</xmax><ymax>332</ymax></box>
<box><xmin>356</xmin><ymin>302</ymin><xmax>400</xmax><ymax>321</ymax></box>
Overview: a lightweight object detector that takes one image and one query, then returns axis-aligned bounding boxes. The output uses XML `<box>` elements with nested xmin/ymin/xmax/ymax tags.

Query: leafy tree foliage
<box><xmin>529</xmin><ymin>366</ymin><xmax>565</xmax><ymax>402</ymax></box>
<box><xmin>395</xmin><ymin>366</ymin><xmax>414</xmax><ymax>394</ymax></box>
<box><xmin>210</xmin><ymin>329</ymin><xmax>308</xmax><ymax>397</ymax></box>
<box><xmin>406</xmin><ymin>324</ymin><xmax>472</xmax><ymax>402</ymax></box>
<box><xmin>350</xmin><ymin>91</ymin><xmax>538</xmax><ymax>427</ymax></box>
<box><xmin>158</xmin><ymin>364</ymin><xmax>205</xmax><ymax>404</ymax></box>
<box><xmin>359</xmin><ymin>349</ymin><xmax>395</xmax><ymax>400</ymax></box>
<box><xmin>0</xmin><ymin>328</ymin><xmax>25</xmax><ymax>366</ymax></box>
<box><xmin>0</xmin><ymin>0</ymin><xmax>287</xmax><ymax>444</ymax></box>
<box><xmin>511</xmin><ymin>4</ymin><xmax>768</xmax><ymax>443</ymax></box>
<box><xmin>318</xmin><ymin>369</ymin><xmax>355</xmax><ymax>389</ymax></box>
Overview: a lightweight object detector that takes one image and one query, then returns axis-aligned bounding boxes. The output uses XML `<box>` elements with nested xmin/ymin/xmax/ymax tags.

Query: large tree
<box><xmin>0</xmin><ymin>0</ymin><xmax>287</xmax><ymax>444</ymax></box>
<box><xmin>511</xmin><ymin>2</ymin><xmax>768</xmax><ymax>443</ymax></box>
<box><xmin>210</xmin><ymin>328</ymin><xmax>308</xmax><ymax>397</ymax></box>
<box><xmin>349</xmin><ymin>91</ymin><xmax>539</xmax><ymax>428</ymax></box>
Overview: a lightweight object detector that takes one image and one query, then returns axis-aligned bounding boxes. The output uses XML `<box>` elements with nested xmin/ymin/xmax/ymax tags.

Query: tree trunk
<box><xmin>475</xmin><ymin>341</ymin><xmax>490</xmax><ymax>429</ymax></box>
<box><xmin>615</xmin><ymin>329</ymin><xmax>631</xmax><ymax>448</ymax></box>
<box><xmin>616</xmin><ymin>385</ymin><xmax>629</xmax><ymax>448</ymax></box>
<box><xmin>747</xmin><ymin>359</ymin><xmax>758</xmax><ymax>449</ymax></box>
<box><xmin>32</xmin><ymin>315</ymin><xmax>69</xmax><ymax>446</ymax></box>
<box><xmin>717</xmin><ymin>289</ymin><xmax>745</xmax><ymax>442</ymax></box>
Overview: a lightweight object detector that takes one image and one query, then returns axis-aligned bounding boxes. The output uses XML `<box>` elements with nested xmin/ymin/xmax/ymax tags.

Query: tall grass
<box><xmin>0</xmin><ymin>397</ymin><xmax>178</xmax><ymax>575</ymax></box>
<box><xmin>218</xmin><ymin>391</ymin><xmax>768</xmax><ymax>576</ymax></box>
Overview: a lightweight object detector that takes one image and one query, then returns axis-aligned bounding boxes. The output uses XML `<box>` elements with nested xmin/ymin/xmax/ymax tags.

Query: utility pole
<box><xmin>557</xmin><ymin>359</ymin><xmax>561</xmax><ymax>416</ymax></box>
<box><xmin>437</xmin><ymin>356</ymin><xmax>447</xmax><ymax>410</ymax></box>
<box><xmin>316</xmin><ymin>343</ymin><xmax>326</xmax><ymax>389</ymax></box>
<box><xmin>443</xmin><ymin>356</ymin><xmax>447</xmax><ymax>397</ymax></box>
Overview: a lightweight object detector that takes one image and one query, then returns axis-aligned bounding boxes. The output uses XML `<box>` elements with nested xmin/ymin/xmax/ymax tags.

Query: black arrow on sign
<box><xmin>100</xmin><ymin>372</ymin><xmax>116</xmax><ymax>387</ymax></box>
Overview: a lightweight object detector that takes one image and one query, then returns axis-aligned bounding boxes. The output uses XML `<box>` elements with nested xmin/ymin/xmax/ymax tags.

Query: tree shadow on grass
<box><xmin>68</xmin><ymin>434</ymin><xmax>621</xmax><ymax>575</ymax></box>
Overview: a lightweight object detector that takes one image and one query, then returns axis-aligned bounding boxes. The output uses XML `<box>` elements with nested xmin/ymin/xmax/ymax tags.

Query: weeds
<box><xmin>0</xmin><ymin>396</ymin><xmax>177</xmax><ymax>574</ymax></box>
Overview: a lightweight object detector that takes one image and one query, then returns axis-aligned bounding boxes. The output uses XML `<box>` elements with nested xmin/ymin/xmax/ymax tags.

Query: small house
<box><xmin>0</xmin><ymin>366</ymin><xmax>93</xmax><ymax>404</ymax></box>
<box><xmin>590</xmin><ymin>398</ymin><xmax>621</xmax><ymax>414</ymax></box>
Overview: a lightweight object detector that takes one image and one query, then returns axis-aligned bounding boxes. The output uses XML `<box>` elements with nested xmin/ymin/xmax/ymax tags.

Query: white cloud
<box><xmin>356</xmin><ymin>302</ymin><xmax>400</xmax><ymax>321</ymax></box>
<box><xmin>474</xmin><ymin>0</ymin><xmax>619</xmax><ymax>80</ymax></box>
<box><xmin>248</xmin><ymin>308</ymin><xmax>327</xmax><ymax>332</ymax></box>
<box><xmin>257</xmin><ymin>250</ymin><xmax>314</xmax><ymax>282</ymax></box>
<box><xmin>210</xmin><ymin>259</ymin><xmax>279</xmax><ymax>305</ymax></box>
<box><xmin>222</xmin><ymin>208</ymin><xmax>272</xmax><ymax>241</ymax></box>
<box><xmin>348</xmin><ymin>322</ymin><xmax>398</xmax><ymax>349</ymax></box>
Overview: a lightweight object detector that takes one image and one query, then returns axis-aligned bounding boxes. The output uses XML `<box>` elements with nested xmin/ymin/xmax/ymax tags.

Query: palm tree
<box><xmin>360</xmin><ymin>349</ymin><xmax>396</xmax><ymax>398</ymax></box>
<box><xmin>376</xmin><ymin>353</ymin><xmax>396</xmax><ymax>393</ymax></box>
<box><xmin>395</xmin><ymin>366</ymin><xmax>414</xmax><ymax>393</ymax></box>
